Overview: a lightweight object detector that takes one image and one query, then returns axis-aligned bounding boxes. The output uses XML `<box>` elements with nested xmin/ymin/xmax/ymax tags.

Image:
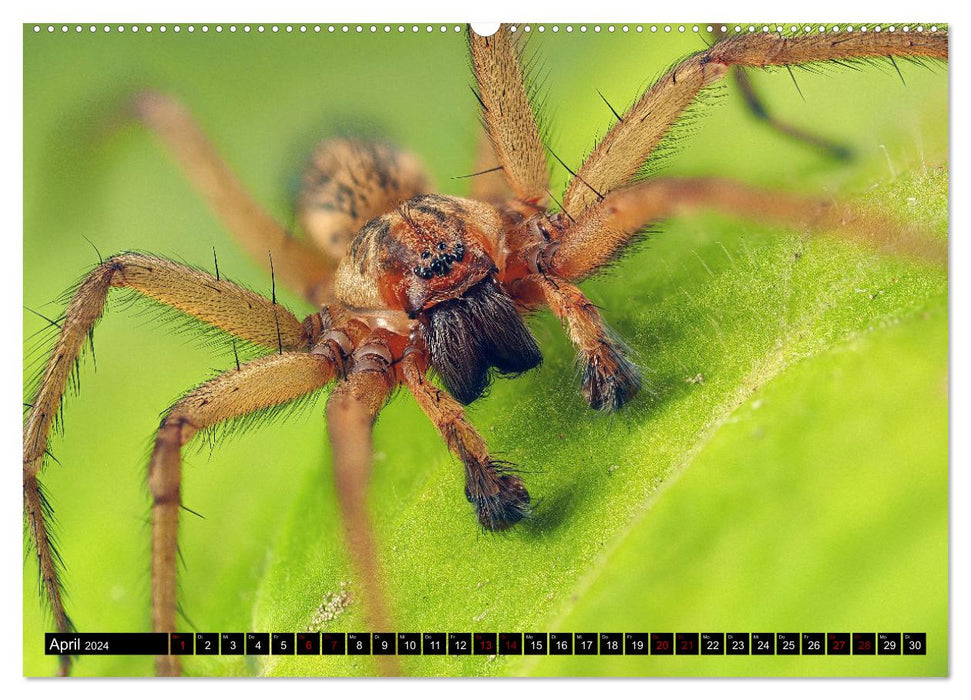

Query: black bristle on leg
<box><xmin>463</xmin><ymin>461</ymin><xmax>531</xmax><ymax>531</ymax></box>
<box><xmin>581</xmin><ymin>341</ymin><xmax>642</xmax><ymax>411</ymax></box>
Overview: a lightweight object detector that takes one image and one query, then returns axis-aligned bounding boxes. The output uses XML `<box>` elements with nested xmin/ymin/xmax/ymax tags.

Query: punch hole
<box><xmin>469</xmin><ymin>23</ymin><xmax>500</xmax><ymax>37</ymax></box>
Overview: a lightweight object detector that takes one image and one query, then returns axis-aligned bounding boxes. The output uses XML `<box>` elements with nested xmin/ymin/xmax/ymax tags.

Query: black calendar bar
<box><xmin>43</xmin><ymin>632</ymin><xmax>927</xmax><ymax>656</ymax></box>
<box><xmin>45</xmin><ymin>633</ymin><xmax>169</xmax><ymax>655</ymax></box>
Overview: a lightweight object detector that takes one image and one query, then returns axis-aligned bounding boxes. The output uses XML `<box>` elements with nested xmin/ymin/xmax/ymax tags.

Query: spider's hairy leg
<box><xmin>563</xmin><ymin>28</ymin><xmax>948</xmax><ymax>214</ymax></box>
<box><xmin>132</xmin><ymin>91</ymin><xmax>335</xmax><ymax>305</ymax></box>
<box><xmin>468</xmin><ymin>24</ymin><xmax>549</xmax><ymax>208</ymax></box>
<box><xmin>548</xmin><ymin>177</ymin><xmax>947</xmax><ymax>282</ymax></box>
<box><xmin>706</xmin><ymin>25</ymin><xmax>851</xmax><ymax>160</ymax></box>
<box><xmin>516</xmin><ymin>274</ymin><xmax>641</xmax><ymax>411</ymax></box>
<box><xmin>297</xmin><ymin>139</ymin><xmax>431</xmax><ymax>261</ymax></box>
<box><xmin>729</xmin><ymin>66</ymin><xmax>853</xmax><ymax>160</ymax></box>
<box><xmin>149</xmin><ymin>352</ymin><xmax>339</xmax><ymax>676</ymax></box>
<box><xmin>325</xmin><ymin>330</ymin><xmax>402</xmax><ymax>676</ymax></box>
<box><xmin>400</xmin><ymin>347</ymin><xmax>530</xmax><ymax>530</ymax></box>
<box><xmin>23</xmin><ymin>253</ymin><xmax>311</xmax><ymax>675</ymax></box>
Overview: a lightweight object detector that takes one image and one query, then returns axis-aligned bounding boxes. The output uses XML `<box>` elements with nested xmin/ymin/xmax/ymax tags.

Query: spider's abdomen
<box><xmin>297</xmin><ymin>139</ymin><xmax>431</xmax><ymax>261</ymax></box>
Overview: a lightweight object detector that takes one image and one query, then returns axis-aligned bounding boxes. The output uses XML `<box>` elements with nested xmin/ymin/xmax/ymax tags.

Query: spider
<box><xmin>23</xmin><ymin>24</ymin><xmax>948</xmax><ymax>677</ymax></box>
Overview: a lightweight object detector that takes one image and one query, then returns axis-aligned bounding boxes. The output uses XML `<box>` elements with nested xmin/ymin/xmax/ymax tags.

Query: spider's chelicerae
<box><xmin>24</xmin><ymin>25</ymin><xmax>947</xmax><ymax>676</ymax></box>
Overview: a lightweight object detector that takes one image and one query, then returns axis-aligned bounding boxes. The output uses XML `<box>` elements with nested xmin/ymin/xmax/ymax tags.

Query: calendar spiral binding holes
<box><xmin>30</xmin><ymin>24</ymin><xmax>942</xmax><ymax>35</ymax></box>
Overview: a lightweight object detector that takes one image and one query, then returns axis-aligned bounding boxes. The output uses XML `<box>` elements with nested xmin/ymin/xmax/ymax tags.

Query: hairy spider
<box><xmin>24</xmin><ymin>25</ymin><xmax>947</xmax><ymax>677</ymax></box>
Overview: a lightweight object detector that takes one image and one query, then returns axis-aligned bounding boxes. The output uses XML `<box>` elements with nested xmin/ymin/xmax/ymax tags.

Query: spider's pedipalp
<box><xmin>516</xmin><ymin>274</ymin><xmax>642</xmax><ymax>411</ymax></box>
<box><xmin>133</xmin><ymin>91</ymin><xmax>335</xmax><ymax>306</ymax></box>
<box><xmin>401</xmin><ymin>348</ymin><xmax>531</xmax><ymax>531</ymax></box>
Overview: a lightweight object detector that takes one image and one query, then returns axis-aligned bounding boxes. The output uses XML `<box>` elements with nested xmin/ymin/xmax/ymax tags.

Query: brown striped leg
<box><xmin>400</xmin><ymin>347</ymin><xmax>531</xmax><ymax>529</ymax></box>
<box><xmin>150</xmin><ymin>352</ymin><xmax>339</xmax><ymax>676</ymax></box>
<box><xmin>468</xmin><ymin>24</ymin><xmax>549</xmax><ymax>208</ymax></box>
<box><xmin>325</xmin><ymin>334</ymin><xmax>400</xmax><ymax>676</ymax></box>
<box><xmin>563</xmin><ymin>30</ymin><xmax>947</xmax><ymax>214</ymax></box>
<box><xmin>549</xmin><ymin>177</ymin><xmax>947</xmax><ymax>282</ymax></box>
<box><xmin>23</xmin><ymin>253</ymin><xmax>312</xmax><ymax>676</ymax></box>
<box><xmin>132</xmin><ymin>91</ymin><xmax>336</xmax><ymax>305</ymax></box>
<box><xmin>731</xmin><ymin>66</ymin><xmax>852</xmax><ymax>160</ymax></box>
<box><xmin>22</xmin><ymin>473</ymin><xmax>72</xmax><ymax>675</ymax></box>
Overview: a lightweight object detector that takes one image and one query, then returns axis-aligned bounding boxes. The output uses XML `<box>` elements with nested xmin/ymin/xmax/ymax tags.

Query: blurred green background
<box><xmin>23</xmin><ymin>23</ymin><xmax>947</xmax><ymax>676</ymax></box>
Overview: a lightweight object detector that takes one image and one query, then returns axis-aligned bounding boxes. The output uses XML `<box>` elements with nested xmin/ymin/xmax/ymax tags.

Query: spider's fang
<box><xmin>422</xmin><ymin>277</ymin><xmax>542</xmax><ymax>405</ymax></box>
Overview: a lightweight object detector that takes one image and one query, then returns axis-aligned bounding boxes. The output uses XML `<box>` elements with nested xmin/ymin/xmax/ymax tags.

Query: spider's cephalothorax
<box><xmin>335</xmin><ymin>193</ymin><xmax>543</xmax><ymax>404</ymax></box>
<box><xmin>24</xmin><ymin>25</ymin><xmax>947</xmax><ymax>676</ymax></box>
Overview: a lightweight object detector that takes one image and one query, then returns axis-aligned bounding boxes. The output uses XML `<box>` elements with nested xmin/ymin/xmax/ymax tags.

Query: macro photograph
<box><xmin>23</xmin><ymin>22</ymin><xmax>948</xmax><ymax>677</ymax></box>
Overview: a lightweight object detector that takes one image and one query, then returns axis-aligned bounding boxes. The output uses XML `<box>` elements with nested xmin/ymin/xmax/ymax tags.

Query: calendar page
<box><xmin>23</xmin><ymin>21</ymin><xmax>948</xmax><ymax>678</ymax></box>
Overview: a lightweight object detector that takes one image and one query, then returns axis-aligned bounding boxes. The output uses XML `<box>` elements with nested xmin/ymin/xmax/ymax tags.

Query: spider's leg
<box><xmin>730</xmin><ymin>66</ymin><xmax>852</xmax><ymax>160</ymax></box>
<box><xmin>296</xmin><ymin>139</ymin><xmax>431</xmax><ymax>261</ymax></box>
<box><xmin>150</xmin><ymin>352</ymin><xmax>339</xmax><ymax>676</ymax></box>
<box><xmin>545</xmin><ymin>176</ymin><xmax>947</xmax><ymax>282</ymax></box>
<box><xmin>23</xmin><ymin>253</ymin><xmax>313</xmax><ymax>675</ymax></box>
<box><xmin>513</xmin><ymin>275</ymin><xmax>641</xmax><ymax>411</ymax></box>
<box><xmin>132</xmin><ymin>92</ymin><xmax>334</xmax><ymax>305</ymax></box>
<box><xmin>563</xmin><ymin>29</ymin><xmax>947</xmax><ymax>214</ymax></box>
<box><xmin>325</xmin><ymin>331</ymin><xmax>401</xmax><ymax>676</ymax></box>
<box><xmin>468</xmin><ymin>24</ymin><xmax>549</xmax><ymax>208</ymax></box>
<box><xmin>400</xmin><ymin>347</ymin><xmax>531</xmax><ymax>529</ymax></box>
